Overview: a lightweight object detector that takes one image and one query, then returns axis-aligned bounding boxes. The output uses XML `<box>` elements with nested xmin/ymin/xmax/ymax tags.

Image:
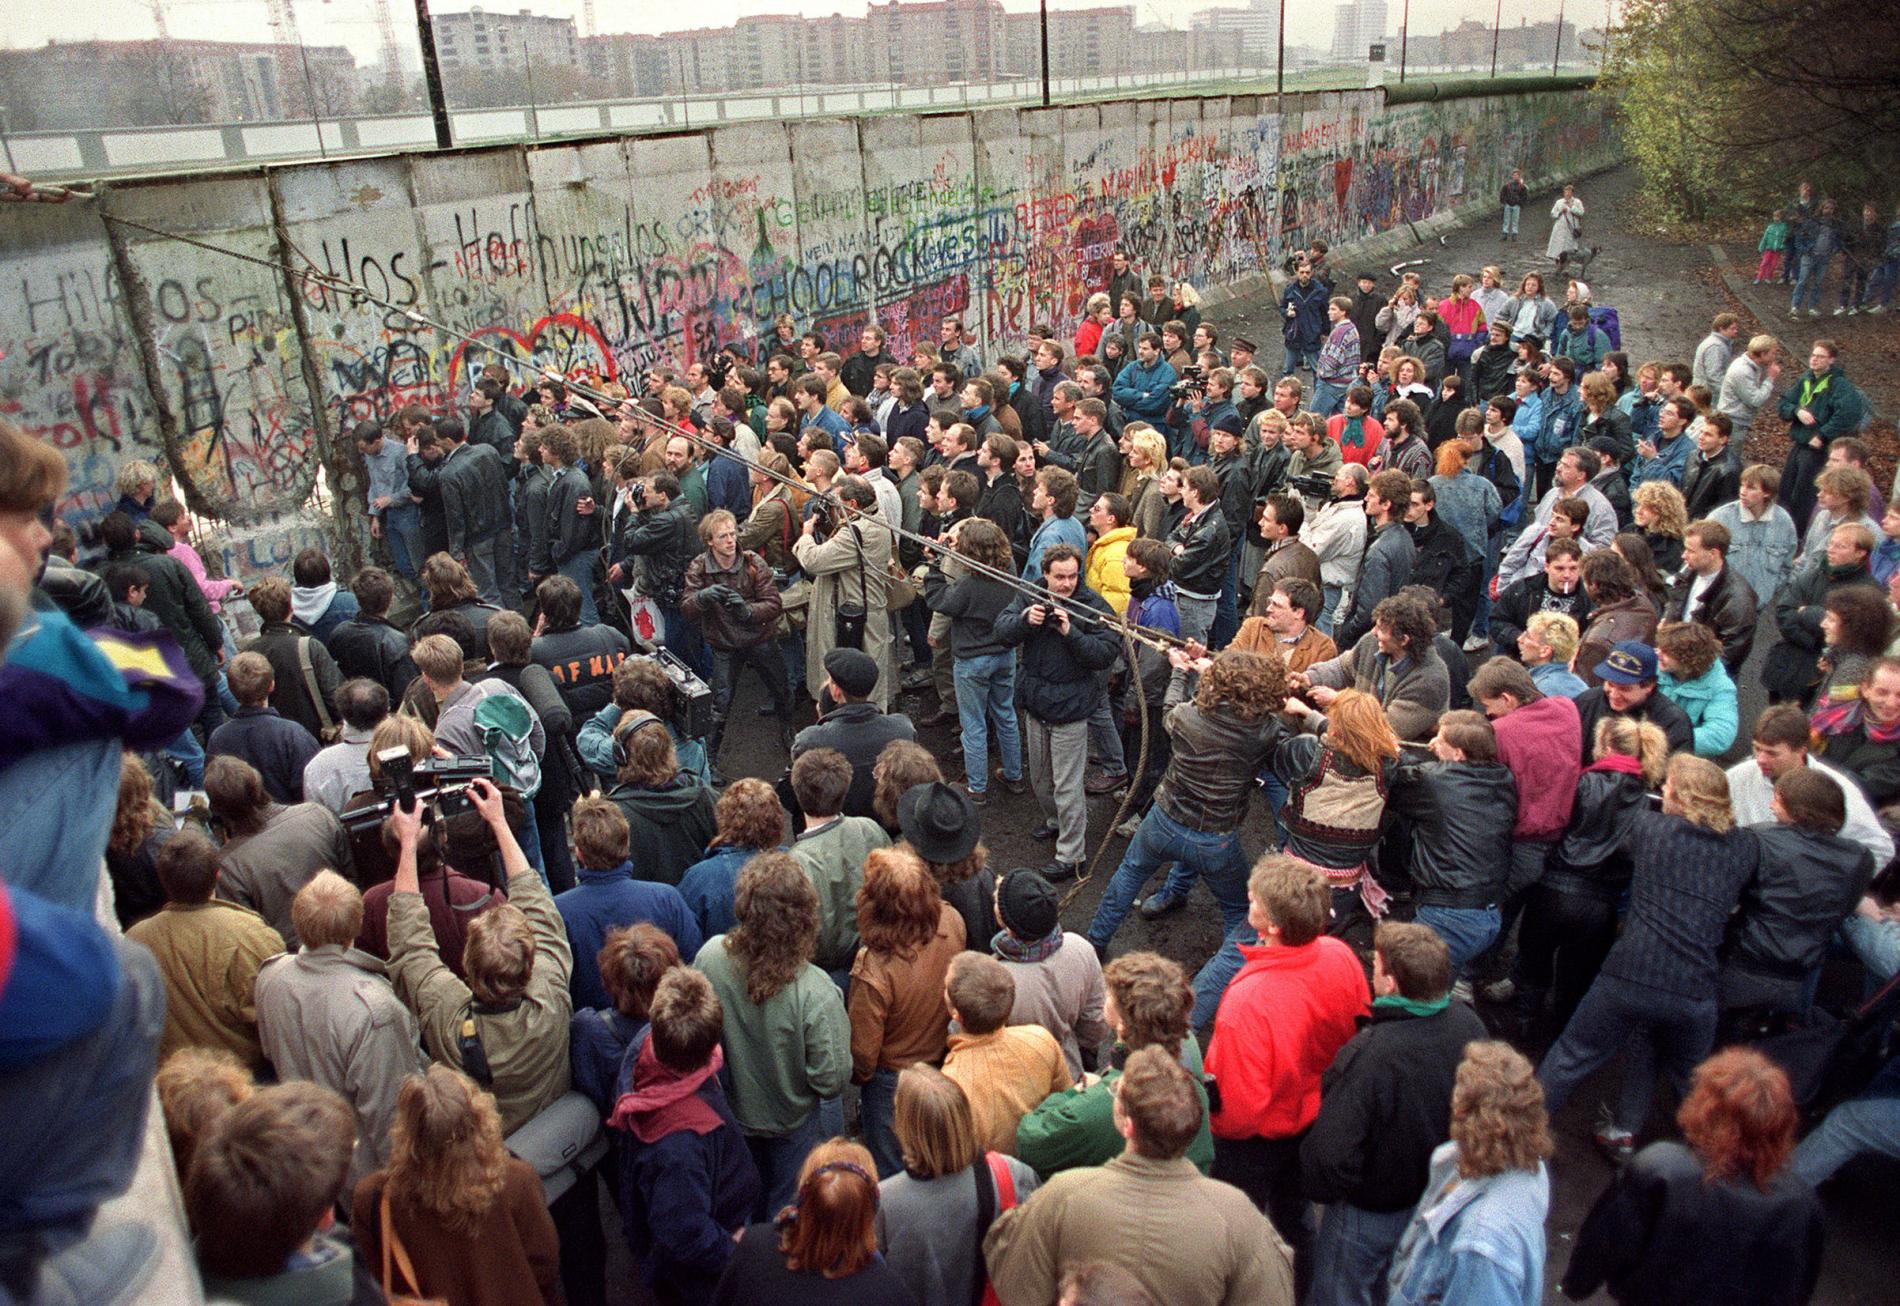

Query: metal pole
<box><xmin>1039</xmin><ymin>0</ymin><xmax>1051</xmax><ymax>107</ymax></box>
<box><xmin>1399</xmin><ymin>0</ymin><xmax>1410</xmax><ymax>83</ymax></box>
<box><xmin>0</xmin><ymin>106</ymin><xmax>16</xmax><ymax>174</ymax></box>
<box><xmin>1276</xmin><ymin>0</ymin><xmax>1285</xmax><ymax>98</ymax></box>
<box><xmin>411</xmin><ymin>0</ymin><xmax>453</xmax><ymax>148</ymax></box>
<box><xmin>1491</xmin><ymin>0</ymin><xmax>1502</xmax><ymax>77</ymax></box>
<box><xmin>1554</xmin><ymin>0</ymin><xmax>1566</xmax><ymax>73</ymax></box>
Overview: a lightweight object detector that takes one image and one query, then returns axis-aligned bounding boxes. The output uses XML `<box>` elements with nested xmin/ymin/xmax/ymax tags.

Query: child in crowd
<box><xmin>1756</xmin><ymin>209</ymin><xmax>1789</xmax><ymax>284</ymax></box>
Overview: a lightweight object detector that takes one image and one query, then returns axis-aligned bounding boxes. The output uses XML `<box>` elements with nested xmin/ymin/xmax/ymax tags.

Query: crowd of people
<box><xmin>2</xmin><ymin>170</ymin><xmax>1898</xmax><ymax>1306</ymax></box>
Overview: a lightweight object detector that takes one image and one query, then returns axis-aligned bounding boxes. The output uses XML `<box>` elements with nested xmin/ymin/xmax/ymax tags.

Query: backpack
<box><xmin>1588</xmin><ymin>305</ymin><xmax>1622</xmax><ymax>350</ymax></box>
<box><xmin>473</xmin><ymin>689</ymin><xmax>542</xmax><ymax>799</ymax></box>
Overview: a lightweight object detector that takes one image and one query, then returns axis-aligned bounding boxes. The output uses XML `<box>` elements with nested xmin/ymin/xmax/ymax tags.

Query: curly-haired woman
<box><xmin>352</xmin><ymin>1065</ymin><xmax>562</xmax><ymax>1305</ymax></box>
<box><xmin>106</xmin><ymin>751</ymin><xmax>177</xmax><ymax>928</ymax></box>
<box><xmin>849</xmin><ymin>846</ymin><xmax>966</xmax><ymax>1179</ymax></box>
<box><xmin>1387</xmin><ymin>1042</ymin><xmax>1552</xmax><ymax>1306</ymax></box>
<box><xmin>678</xmin><ymin>778</ymin><xmax>789</xmax><ymax>940</ymax></box>
<box><xmin>1564</xmin><ymin>1048</ymin><xmax>1824</xmax><ymax>1306</ymax></box>
<box><xmin>1655</xmin><ymin>621</ymin><xmax>1739</xmax><ymax>756</ymax></box>
<box><xmin>696</xmin><ymin>852</ymin><xmax>851</xmax><ymax>1217</ymax></box>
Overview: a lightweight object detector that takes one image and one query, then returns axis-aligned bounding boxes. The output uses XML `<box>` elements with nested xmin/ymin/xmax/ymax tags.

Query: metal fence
<box><xmin>0</xmin><ymin>0</ymin><xmax>1607</xmax><ymax>179</ymax></box>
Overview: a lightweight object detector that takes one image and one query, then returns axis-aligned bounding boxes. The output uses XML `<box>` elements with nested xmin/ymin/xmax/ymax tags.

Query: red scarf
<box><xmin>1583</xmin><ymin>754</ymin><xmax>1645</xmax><ymax>778</ymax></box>
<box><xmin>607</xmin><ymin>1040</ymin><xmax>725</xmax><ymax>1144</ymax></box>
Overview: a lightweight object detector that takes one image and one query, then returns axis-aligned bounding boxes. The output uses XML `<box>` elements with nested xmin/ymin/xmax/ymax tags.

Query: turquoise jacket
<box><xmin>1660</xmin><ymin>661</ymin><xmax>1739</xmax><ymax>756</ymax></box>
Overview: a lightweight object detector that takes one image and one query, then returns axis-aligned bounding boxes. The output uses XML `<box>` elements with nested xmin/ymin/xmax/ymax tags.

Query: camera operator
<box><xmin>683</xmin><ymin>508</ymin><xmax>792</xmax><ymax>768</ymax></box>
<box><xmin>611</xmin><ymin>471</ymin><xmax>707</xmax><ymax>676</ymax></box>
<box><xmin>794</xmin><ymin>474</ymin><xmax>897</xmax><ymax>712</ymax></box>
<box><xmin>575</xmin><ymin>657</ymin><xmax>713</xmax><ymax>788</ymax></box>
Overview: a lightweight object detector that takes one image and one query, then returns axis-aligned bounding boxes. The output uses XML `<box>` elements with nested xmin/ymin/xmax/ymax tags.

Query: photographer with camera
<box><xmin>386</xmin><ymin>776</ymin><xmax>575</xmax><ymax>1135</ymax></box>
<box><xmin>611</xmin><ymin>470</ymin><xmax>707</xmax><ymax>676</ymax></box>
<box><xmin>793</xmin><ymin>474</ymin><xmax>897</xmax><ymax>713</ymax></box>
<box><xmin>1279</xmin><ymin>262</ymin><xmax>1330</xmax><ymax>380</ymax></box>
<box><xmin>684</xmin><ymin>509</ymin><xmax>792</xmax><ymax>767</ymax></box>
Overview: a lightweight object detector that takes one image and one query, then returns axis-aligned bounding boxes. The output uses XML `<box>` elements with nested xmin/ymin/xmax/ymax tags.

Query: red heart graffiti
<box><xmin>446</xmin><ymin>312</ymin><xmax>618</xmax><ymax>395</ymax></box>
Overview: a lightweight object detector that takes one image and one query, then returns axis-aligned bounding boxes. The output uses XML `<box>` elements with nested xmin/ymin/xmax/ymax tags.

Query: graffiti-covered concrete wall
<box><xmin>1</xmin><ymin>86</ymin><xmax>1615</xmax><ymax>578</ymax></box>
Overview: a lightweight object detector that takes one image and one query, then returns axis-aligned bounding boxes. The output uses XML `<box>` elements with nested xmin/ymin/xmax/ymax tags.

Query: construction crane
<box><xmin>371</xmin><ymin>0</ymin><xmax>405</xmax><ymax>88</ymax></box>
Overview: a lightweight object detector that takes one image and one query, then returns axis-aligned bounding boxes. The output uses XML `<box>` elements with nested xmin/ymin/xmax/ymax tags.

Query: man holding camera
<box><xmin>684</xmin><ymin>509</ymin><xmax>792</xmax><ymax>765</ymax></box>
<box><xmin>387</xmin><ymin>777</ymin><xmax>574</xmax><ymax>1134</ymax></box>
<box><xmin>611</xmin><ymin>471</ymin><xmax>707</xmax><ymax>677</ymax></box>
<box><xmin>793</xmin><ymin>475</ymin><xmax>897</xmax><ymax>713</ymax></box>
<box><xmin>996</xmin><ymin>545</ymin><xmax>1120</xmax><ymax>882</ymax></box>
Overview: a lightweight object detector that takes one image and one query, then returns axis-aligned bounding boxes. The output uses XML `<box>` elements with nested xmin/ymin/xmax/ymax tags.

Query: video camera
<box><xmin>338</xmin><ymin>749</ymin><xmax>492</xmax><ymax>838</ymax></box>
<box><xmin>1167</xmin><ymin>365</ymin><xmax>1207</xmax><ymax>401</ymax></box>
<box><xmin>1286</xmin><ymin>470</ymin><xmax>1335</xmax><ymax>501</ymax></box>
<box><xmin>653</xmin><ymin>648</ymin><xmax>715</xmax><ymax>740</ymax></box>
<box><xmin>706</xmin><ymin>351</ymin><xmax>735</xmax><ymax>391</ymax></box>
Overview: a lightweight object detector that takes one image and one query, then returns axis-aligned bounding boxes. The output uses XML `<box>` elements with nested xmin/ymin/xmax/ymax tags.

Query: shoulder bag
<box><xmin>380</xmin><ymin>1191</ymin><xmax>449</xmax><ymax>1306</ymax></box>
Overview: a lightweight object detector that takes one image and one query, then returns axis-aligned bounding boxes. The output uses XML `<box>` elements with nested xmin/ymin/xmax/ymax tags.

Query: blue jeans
<box><xmin>1791</xmin><ymin>253</ymin><xmax>1829</xmax><ymax>312</ymax></box>
<box><xmin>1308</xmin><ymin>1202</ymin><xmax>1416</xmax><ymax>1306</ymax></box>
<box><xmin>1319</xmin><ymin>582</ymin><xmax>1342</xmax><ymax>637</ymax></box>
<box><xmin>1283</xmin><ymin>344</ymin><xmax>1319</xmax><ymax>376</ymax></box>
<box><xmin>1538</xmin><ymin>973</ymin><xmax>1717</xmax><ymax>1137</ymax></box>
<box><xmin>1413</xmin><ymin>904</ymin><xmax>1502</xmax><ymax>976</ymax></box>
<box><xmin>1210</xmin><ymin>550</ymin><xmax>1241</xmax><ymax>651</ymax></box>
<box><xmin>1087</xmin><ymin>808</ymin><xmax>1250</xmax><ymax>951</ymax></box>
<box><xmin>382</xmin><ymin>502</ymin><xmax>424</xmax><ymax>586</ymax></box>
<box><xmin>463</xmin><ymin>529</ymin><xmax>515</xmax><ymax>608</ymax></box>
<box><xmin>1312</xmin><ymin>379</ymin><xmax>1348</xmax><ymax>418</ymax></box>
<box><xmin>1191</xmin><ymin>918</ymin><xmax>1255</xmax><ymax>1029</ymax></box>
<box><xmin>857</xmin><ymin>1068</ymin><xmax>903</xmax><ymax>1180</ymax></box>
<box><xmin>1843</xmin><ymin>913</ymin><xmax>1900</xmax><ymax>986</ymax></box>
<box><xmin>164</xmin><ymin>727</ymin><xmax>206</xmax><ymax>790</ymax></box>
<box><xmin>1502</xmin><ymin>204</ymin><xmax>1522</xmax><ymax>235</ymax></box>
<box><xmin>952</xmin><ymin>651</ymin><xmax>1022</xmax><ymax>794</ymax></box>
<box><xmin>556</xmin><ymin>550</ymin><xmax>600</xmax><ymax>626</ymax></box>
<box><xmin>1869</xmin><ymin>257</ymin><xmax>1899</xmax><ymax>309</ymax></box>
<box><xmin>1791</xmin><ymin>1056</ymin><xmax>1900</xmax><ymax>1187</ymax></box>
<box><xmin>746</xmin><ymin>1108</ymin><xmax>825</xmax><ymax>1220</ymax></box>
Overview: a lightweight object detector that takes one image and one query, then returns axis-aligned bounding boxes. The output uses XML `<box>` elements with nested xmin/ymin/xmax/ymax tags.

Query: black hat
<box><xmin>896</xmin><ymin>782</ymin><xmax>979</xmax><ymax>864</ymax></box>
<box><xmin>822</xmin><ymin>647</ymin><xmax>880</xmax><ymax>698</ymax></box>
<box><xmin>997</xmin><ymin>869</ymin><xmax>1060</xmax><ymax>940</ymax></box>
<box><xmin>1230</xmin><ymin>335</ymin><xmax>1257</xmax><ymax>353</ymax></box>
<box><xmin>1357</xmin><ymin>269</ymin><xmax>1380</xmax><ymax>283</ymax></box>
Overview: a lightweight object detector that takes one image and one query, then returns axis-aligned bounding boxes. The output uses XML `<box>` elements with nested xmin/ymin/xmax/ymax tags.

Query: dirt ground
<box><xmin>697</xmin><ymin>162</ymin><xmax>1899</xmax><ymax>1306</ymax></box>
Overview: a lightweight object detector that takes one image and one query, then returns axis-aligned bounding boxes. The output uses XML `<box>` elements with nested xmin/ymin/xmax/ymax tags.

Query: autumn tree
<box><xmin>1600</xmin><ymin>0</ymin><xmax>1900</xmax><ymax>222</ymax></box>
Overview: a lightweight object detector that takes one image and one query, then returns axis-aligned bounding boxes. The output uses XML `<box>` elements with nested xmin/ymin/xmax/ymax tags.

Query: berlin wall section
<box><xmin>0</xmin><ymin>86</ymin><xmax>1617</xmax><ymax>577</ymax></box>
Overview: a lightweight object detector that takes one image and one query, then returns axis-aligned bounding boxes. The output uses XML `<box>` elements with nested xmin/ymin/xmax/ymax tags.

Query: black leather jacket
<box><xmin>1664</xmin><ymin>564</ymin><xmax>1759</xmax><ymax>673</ymax></box>
<box><xmin>1543</xmin><ymin>763</ymin><xmax>1650</xmax><ymax>899</ymax></box>
<box><xmin>328</xmin><ymin>615</ymin><xmax>418</xmax><ymax>700</ymax></box>
<box><xmin>1725</xmin><ymin>824</ymin><xmax>1874</xmax><ymax>981</ymax></box>
<box><xmin>1153</xmin><ymin>703</ymin><xmax>1287</xmax><ymax>834</ymax></box>
<box><xmin>1388</xmin><ymin>759</ymin><xmax>1517</xmax><ymax>906</ymax></box>
<box><xmin>37</xmin><ymin>558</ymin><xmax>114</xmax><ymax>629</ymax></box>
<box><xmin>615</xmin><ymin>498</ymin><xmax>700</xmax><ymax>609</ymax></box>
<box><xmin>1168</xmin><ymin>504</ymin><xmax>1231</xmax><ymax>597</ymax></box>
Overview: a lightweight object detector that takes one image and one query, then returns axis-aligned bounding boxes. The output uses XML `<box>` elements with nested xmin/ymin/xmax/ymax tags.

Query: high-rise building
<box><xmin>0</xmin><ymin>38</ymin><xmax>357</xmax><ymax>129</ymax></box>
<box><xmin>1330</xmin><ymin>0</ymin><xmax>1389</xmax><ymax>62</ymax></box>
<box><xmin>432</xmin><ymin>8</ymin><xmax>580</xmax><ymax>73</ymax></box>
<box><xmin>1190</xmin><ymin>2</ymin><xmax>1282</xmax><ymax>65</ymax></box>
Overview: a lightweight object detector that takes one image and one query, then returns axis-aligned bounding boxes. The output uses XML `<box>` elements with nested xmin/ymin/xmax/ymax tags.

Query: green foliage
<box><xmin>1601</xmin><ymin>0</ymin><xmax>1900</xmax><ymax>225</ymax></box>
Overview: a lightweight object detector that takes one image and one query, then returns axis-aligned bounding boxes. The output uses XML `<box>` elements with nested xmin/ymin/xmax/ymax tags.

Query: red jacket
<box><xmin>1328</xmin><ymin>413</ymin><xmax>1383</xmax><ymax>466</ymax></box>
<box><xmin>1074</xmin><ymin>318</ymin><xmax>1105</xmax><ymax>360</ymax></box>
<box><xmin>1207</xmin><ymin>936</ymin><xmax>1368</xmax><ymax>1141</ymax></box>
<box><xmin>1494</xmin><ymin>693</ymin><xmax>1583</xmax><ymax>839</ymax></box>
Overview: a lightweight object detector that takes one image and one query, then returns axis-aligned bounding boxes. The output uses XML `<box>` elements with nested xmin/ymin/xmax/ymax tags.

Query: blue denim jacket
<box><xmin>1387</xmin><ymin>1142</ymin><xmax>1549</xmax><ymax>1306</ymax></box>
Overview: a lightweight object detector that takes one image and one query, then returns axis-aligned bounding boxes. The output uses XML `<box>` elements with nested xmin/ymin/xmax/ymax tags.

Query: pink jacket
<box><xmin>169</xmin><ymin>540</ymin><xmax>239</xmax><ymax>613</ymax></box>
<box><xmin>1494</xmin><ymin>693</ymin><xmax>1583</xmax><ymax>839</ymax></box>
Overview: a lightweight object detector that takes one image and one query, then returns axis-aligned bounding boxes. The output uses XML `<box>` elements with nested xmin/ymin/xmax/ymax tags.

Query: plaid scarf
<box><xmin>992</xmin><ymin>928</ymin><xmax>1064</xmax><ymax>964</ymax></box>
<box><xmin>1812</xmin><ymin>698</ymin><xmax>1900</xmax><ymax>746</ymax></box>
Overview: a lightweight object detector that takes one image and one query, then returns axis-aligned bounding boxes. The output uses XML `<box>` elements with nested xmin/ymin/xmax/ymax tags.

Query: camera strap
<box><xmin>849</xmin><ymin>523</ymin><xmax>869</xmax><ymax>617</ymax></box>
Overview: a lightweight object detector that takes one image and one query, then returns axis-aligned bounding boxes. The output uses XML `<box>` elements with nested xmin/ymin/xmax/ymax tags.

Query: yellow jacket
<box><xmin>1087</xmin><ymin>526</ymin><xmax>1137</xmax><ymax>616</ymax></box>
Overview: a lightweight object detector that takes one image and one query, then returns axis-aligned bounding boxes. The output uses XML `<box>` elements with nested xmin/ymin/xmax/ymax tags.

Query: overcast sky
<box><xmin>6</xmin><ymin>0</ymin><xmax>1605</xmax><ymax>66</ymax></box>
